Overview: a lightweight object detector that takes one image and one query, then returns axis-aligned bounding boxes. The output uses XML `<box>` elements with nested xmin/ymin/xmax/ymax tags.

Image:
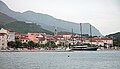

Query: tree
<box><xmin>22</xmin><ymin>43</ymin><xmax>28</xmax><ymax>48</ymax></box>
<box><xmin>40</xmin><ymin>44</ymin><xmax>45</xmax><ymax>48</ymax></box>
<box><xmin>45</xmin><ymin>41</ymin><xmax>56</xmax><ymax>48</ymax></box>
<box><xmin>28</xmin><ymin>41</ymin><xmax>35</xmax><ymax>49</ymax></box>
<box><xmin>57</xmin><ymin>42</ymin><xmax>64</xmax><ymax>46</ymax></box>
<box><xmin>15</xmin><ymin>41</ymin><xmax>22</xmax><ymax>48</ymax></box>
<box><xmin>7</xmin><ymin>41</ymin><xmax>22</xmax><ymax>49</ymax></box>
<box><xmin>35</xmin><ymin>43</ymin><xmax>40</xmax><ymax>48</ymax></box>
<box><xmin>7</xmin><ymin>41</ymin><xmax>16</xmax><ymax>48</ymax></box>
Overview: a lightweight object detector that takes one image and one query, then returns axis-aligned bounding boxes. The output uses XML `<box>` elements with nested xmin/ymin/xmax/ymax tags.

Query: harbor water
<box><xmin>0</xmin><ymin>51</ymin><xmax>120</xmax><ymax>69</ymax></box>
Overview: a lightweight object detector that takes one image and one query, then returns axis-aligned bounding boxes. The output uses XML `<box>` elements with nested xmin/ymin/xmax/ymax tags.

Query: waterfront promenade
<box><xmin>0</xmin><ymin>46</ymin><xmax>120</xmax><ymax>52</ymax></box>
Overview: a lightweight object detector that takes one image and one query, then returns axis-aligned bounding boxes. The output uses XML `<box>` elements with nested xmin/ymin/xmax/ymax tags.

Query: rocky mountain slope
<box><xmin>0</xmin><ymin>1</ymin><xmax>102</xmax><ymax>36</ymax></box>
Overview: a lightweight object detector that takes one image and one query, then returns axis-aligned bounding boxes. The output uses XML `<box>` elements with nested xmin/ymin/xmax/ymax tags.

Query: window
<box><xmin>36</xmin><ymin>33</ymin><xmax>39</xmax><ymax>36</ymax></box>
<box><xmin>2</xmin><ymin>40</ymin><xmax>4</xmax><ymax>42</ymax></box>
<box><xmin>2</xmin><ymin>43</ymin><xmax>4</xmax><ymax>45</ymax></box>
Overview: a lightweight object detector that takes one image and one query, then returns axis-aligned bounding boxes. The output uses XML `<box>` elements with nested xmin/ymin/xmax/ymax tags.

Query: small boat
<box><xmin>71</xmin><ymin>45</ymin><xmax>98</xmax><ymax>51</ymax></box>
<box><xmin>66</xmin><ymin>47</ymin><xmax>71</xmax><ymax>51</ymax></box>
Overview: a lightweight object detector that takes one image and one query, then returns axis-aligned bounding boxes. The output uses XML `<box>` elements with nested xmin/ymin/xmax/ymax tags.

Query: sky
<box><xmin>1</xmin><ymin>0</ymin><xmax>120</xmax><ymax>35</ymax></box>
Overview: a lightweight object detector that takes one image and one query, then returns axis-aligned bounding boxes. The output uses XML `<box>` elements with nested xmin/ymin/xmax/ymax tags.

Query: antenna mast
<box><xmin>80</xmin><ymin>23</ymin><xmax>83</xmax><ymax>44</ymax></box>
<box><xmin>90</xmin><ymin>24</ymin><xmax>92</xmax><ymax>45</ymax></box>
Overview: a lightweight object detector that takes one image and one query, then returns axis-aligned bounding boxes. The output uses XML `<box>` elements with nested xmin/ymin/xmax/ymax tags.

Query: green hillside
<box><xmin>0</xmin><ymin>12</ymin><xmax>16</xmax><ymax>25</ymax></box>
<box><xmin>106</xmin><ymin>32</ymin><xmax>120</xmax><ymax>46</ymax></box>
<box><xmin>4</xmin><ymin>21</ymin><xmax>53</xmax><ymax>34</ymax></box>
<box><xmin>0</xmin><ymin>12</ymin><xmax>53</xmax><ymax>34</ymax></box>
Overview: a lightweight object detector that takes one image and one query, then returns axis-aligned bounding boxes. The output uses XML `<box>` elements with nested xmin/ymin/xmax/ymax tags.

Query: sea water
<box><xmin>0</xmin><ymin>51</ymin><xmax>120</xmax><ymax>69</ymax></box>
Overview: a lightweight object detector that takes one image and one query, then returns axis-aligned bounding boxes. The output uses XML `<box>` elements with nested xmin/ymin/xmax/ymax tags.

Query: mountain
<box><xmin>106</xmin><ymin>32</ymin><xmax>120</xmax><ymax>46</ymax></box>
<box><xmin>0</xmin><ymin>12</ymin><xmax>16</xmax><ymax>25</ymax></box>
<box><xmin>0</xmin><ymin>11</ymin><xmax>53</xmax><ymax>34</ymax></box>
<box><xmin>0</xmin><ymin>1</ymin><xmax>102</xmax><ymax>36</ymax></box>
<box><xmin>4</xmin><ymin>21</ymin><xmax>53</xmax><ymax>34</ymax></box>
<box><xmin>106</xmin><ymin>32</ymin><xmax>120</xmax><ymax>40</ymax></box>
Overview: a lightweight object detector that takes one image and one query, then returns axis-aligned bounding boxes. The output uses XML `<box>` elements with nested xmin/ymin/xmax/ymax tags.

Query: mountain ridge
<box><xmin>0</xmin><ymin>12</ymin><xmax>16</xmax><ymax>25</ymax></box>
<box><xmin>106</xmin><ymin>32</ymin><xmax>120</xmax><ymax>46</ymax></box>
<box><xmin>0</xmin><ymin>0</ymin><xmax>102</xmax><ymax>36</ymax></box>
<box><xmin>0</xmin><ymin>11</ymin><xmax>53</xmax><ymax>34</ymax></box>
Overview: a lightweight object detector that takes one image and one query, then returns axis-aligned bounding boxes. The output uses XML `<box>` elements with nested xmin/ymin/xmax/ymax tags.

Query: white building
<box><xmin>8</xmin><ymin>32</ymin><xmax>15</xmax><ymax>42</ymax></box>
<box><xmin>0</xmin><ymin>33</ymin><xmax>7</xmax><ymax>50</ymax></box>
<box><xmin>0</xmin><ymin>28</ymin><xmax>15</xmax><ymax>42</ymax></box>
<box><xmin>63</xmin><ymin>34</ymin><xmax>72</xmax><ymax>39</ymax></box>
<box><xmin>0</xmin><ymin>28</ymin><xmax>15</xmax><ymax>50</ymax></box>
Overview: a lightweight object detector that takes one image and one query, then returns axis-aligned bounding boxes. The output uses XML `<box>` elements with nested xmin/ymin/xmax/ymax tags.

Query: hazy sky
<box><xmin>1</xmin><ymin>0</ymin><xmax>120</xmax><ymax>35</ymax></box>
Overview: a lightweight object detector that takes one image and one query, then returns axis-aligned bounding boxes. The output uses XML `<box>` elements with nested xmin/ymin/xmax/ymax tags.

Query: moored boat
<box><xmin>71</xmin><ymin>45</ymin><xmax>98</xmax><ymax>51</ymax></box>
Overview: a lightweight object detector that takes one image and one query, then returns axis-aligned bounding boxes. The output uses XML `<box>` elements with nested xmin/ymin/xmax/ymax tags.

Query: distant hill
<box><xmin>106</xmin><ymin>32</ymin><xmax>120</xmax><ymax>46</ymax></box>
<box><xmin>0</xmin><ymin>12</ymin><xmax>16</xmax><ymax>25</ymax></box>
<box><xmin>106</xmin><ymin>32</ymin><xmax>120</xmax><ymax>40</ymax></box>
<box><xmin>4</xmin><ymin>21</ymin><xmax>53</xmax><ymax>34</ymax></box>
<box><xmin>0</xmin><ymin>12</ymin><xmax>53</xmax><ymax>34</ymax></box>
<box><xmin>0</xmin><ymin>1</ymin><xmax>102</xmax><ymax>36</ymax></box>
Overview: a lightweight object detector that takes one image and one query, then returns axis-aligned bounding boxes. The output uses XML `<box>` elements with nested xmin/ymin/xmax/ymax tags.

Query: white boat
<box><xmin>71</xmin><ymin>45</ymin><xmax>98</xmax><ymax>51</ymax></box>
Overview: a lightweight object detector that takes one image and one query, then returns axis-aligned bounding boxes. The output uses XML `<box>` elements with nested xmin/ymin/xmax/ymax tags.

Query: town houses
<box><xmin>0</xmin><ymin>28</ymin><xmax>113</xmax><ymax>50</ymax></box>
<box><xmin>0</xmin><ymin>28</ymin><xmax>15</xmax><ymax>49</ymax></box>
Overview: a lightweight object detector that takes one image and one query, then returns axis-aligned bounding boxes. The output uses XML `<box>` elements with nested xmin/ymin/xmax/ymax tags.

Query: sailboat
<box><xmin>71</xmin><ymin>23</ymin><xmax>98</xmax><ymax>51</ymax></box>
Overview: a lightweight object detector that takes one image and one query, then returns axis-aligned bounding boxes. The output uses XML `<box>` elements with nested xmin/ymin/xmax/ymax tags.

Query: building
<box><xmin>0</xmin><ymin>33</ymin><xmax>7</xmax><ymax>50</ymax></box>
<box><xmin>62</xmin><ymin>33</ymin><xmax>72</xmax><ymax>40</ymax></box>
<box><xmin>20</xmin><ymin>34</ymin><xmax>29</xmax><ymax>43</ymax></box>
<box><xmin>15</xmin><ymin>32</ymin><xmax>21</xmax><ymax>41</ymax></box>
<box><xmin>0</xmin><ymin>28</ymin><xmax>15</xmax><ymax>42</ymax></box>
<box><xmin>67</xmin><ymin>37</ymin><xmax>113</xmax><ymax>46</ymax></box>
<box><xmin>0</xmin><ymin>28</ymin><xmax>15</xmax><ymax>50</ymax></box>
<box><xmin>21</xmin><ymin>38</ymin><xmax>30</xmax><ymax>43</ymax></box>
<box><xmin>8</xmin><ymin>32</ymin><xmax>15</xmax><ymax>42</ymax></box>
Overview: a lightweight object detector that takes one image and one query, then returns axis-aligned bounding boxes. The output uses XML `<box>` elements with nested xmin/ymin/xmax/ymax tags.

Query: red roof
<box><xmin>46</xmin><ymin>35</ymin><xmax>52</xmax><ymax>39</ymax></box>
<box><xmin>15</xmin><ymin>32</ymin><xmax>20</xmax><ymax>35</ymax></box>
<box><xmin>54</xmin><ymin>35</ymin><xmax>63</xmax><ymax>38</ymax></box>
<box><xmin>68</xmin><ymin>38</ymin><xmax>112</xmax><ymax>41</ymax></box>
<box><xmin>21</xmin><ymin>37</ymin><xmax>30</xmax><ymax>40</ymax></box>
<box><xmin>87</xmin><ymin>38</ymin><xmax>112</xmax><ymax>41</ymax></box>
<box><xmin>4</xmin><ymin>28</ymin><xmax>12</xmax><ymax>31</ymax></box>
<box><xmin>20</xmin><ymin>34</ymin><xmax>28</xmax><ymax>38</ymax></box>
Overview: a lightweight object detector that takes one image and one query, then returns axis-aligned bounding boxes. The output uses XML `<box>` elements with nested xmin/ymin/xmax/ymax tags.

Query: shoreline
<box><xmin>0</xmin><ymin>50</ymin><xmax>72</xmax><ymax>52</ymax></box>
<box><xmin>0</xmin><ymin>47</ymin><xmax>120</xmax><ymax>52</ymax></box>
<box><xmin>0</xmin><ymin>49</ymin><xmax>120</xmax><ymax>52</ymax></box>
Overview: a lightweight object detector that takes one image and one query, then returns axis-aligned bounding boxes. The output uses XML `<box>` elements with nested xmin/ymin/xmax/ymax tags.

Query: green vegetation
<box><xmin>106</xmin><ymin>32</ymin><xmax>120</xmax><ymax>46</ymax></box>
<box><xmin>0</xmin><ymin>20</ymin><xmax>53</xmax><ymax>34</ymax></box>
<box><xmin>0</xmin><ymin>12</ymin><xmax>16</xmax><ymax>25</ymax></box>
<box><xmin>8</xmin><ymin>41</ymin><xmax>40</xmax><ymax>49</ymax></box>
<box><xmin>7</xmin><ymin>41</ymin><xmax>22</xmax><ymax>49</ymax></box>
<box><xmin>45</xmin><ymin>41</ymin><xmax>56</xmax><ymax>48</ymax></box>
<box><xmin>0</xmin><ymin>12</ymin><xmax>53</xmax><ymax>34</ymax></box>
<box><xmin>7</xmin><ymin>40</ymin><xmax>57</xmax><ymax>49</ymax></box>
<box><xmin>0</xmin><ymin>21</ymin><xmax>53</xmax><ymax>34</ymax></box>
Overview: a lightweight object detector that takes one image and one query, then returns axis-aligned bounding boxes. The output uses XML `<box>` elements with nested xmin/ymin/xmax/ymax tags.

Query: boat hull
<box><xmin>71</xmin><ymin>47</ymin><xmax>98</xmax><ymax>51</ymax></box>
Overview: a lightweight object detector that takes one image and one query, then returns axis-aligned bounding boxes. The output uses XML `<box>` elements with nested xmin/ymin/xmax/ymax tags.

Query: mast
<box><xmin>72</xmin><ymin>28</ymin><xmax>73</xmax><ymax>38</ymax></box>
<box><xmin>90</xmin><ymin>24</ymin><xmax>92</xmax><ymax>45</ymax></box>
<box><xmin>80</xmin><ymin>23</ymin><xmax>83</xmax><ymax>44</ymax></box>
<box><xmin>72</xmin><ymin>28</ymin><xmax>74</xmax><ymax>45</ymax></box>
